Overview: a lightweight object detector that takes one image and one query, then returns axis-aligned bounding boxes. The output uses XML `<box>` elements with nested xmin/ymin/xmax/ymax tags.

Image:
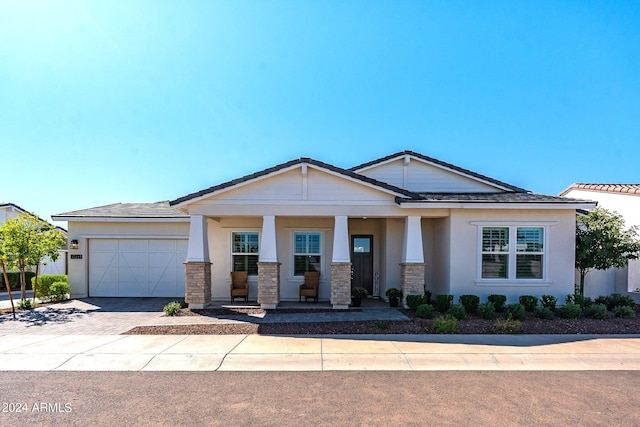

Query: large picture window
<box><xmin>481</xmin><ymin>226</ymin><xmax>544</xmax><ymax>280</ymax></box>
<box><xmin>232</xmin><ymin>232</ymin><xmax>259</xmax><ymax>275</ymax></box>
<box><xmin>294</xmin><ymin>232</ymin><xmax>321</xmax><ymax>276</ymax></box>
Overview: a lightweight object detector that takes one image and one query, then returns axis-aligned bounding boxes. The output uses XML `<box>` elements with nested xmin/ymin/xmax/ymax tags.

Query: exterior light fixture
<box><xmin>70</xmin><ymin>239</ymin><xmax>79</xmax><ymax>250</ymax></box>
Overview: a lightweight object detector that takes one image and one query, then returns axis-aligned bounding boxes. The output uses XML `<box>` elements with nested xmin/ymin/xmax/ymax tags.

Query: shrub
<box><xmin>614</xmin><ymin>305</ymin><xmax>636</xmax><ymax>319</ymax></box>
<box><xmin>519</xmin><ymin>295</ymin><xmax>538</xmax><ymax>312</ymax></box>
<box><xmin>557</xmin><ymin>303</ymin><xmax>582</xmax><ymax>319</ymax></box>
<box><xmin>351</xmin><ymin>287</ymin><xmax>368</xmax><ymax>298</ymax></box>
<box><xmin>598</xmin><ymin>294</ymin><xmax>636</xmax><ymax>311</ymax></box>
<box><xmin>17</xmin><ymin>298</ymin><xmax>33</xmax><ymax>310</ymax></box>
<box><xmin>406</xmin><ymin>294</ymin><xmax>425</xmax><ymax>311</ymax></box>
<box><xmin>459</xmin><ymin>295</ymin><xmax>480</xmax><ymax>314</ymax></box>
<box><xmin>541</xmin><ymin>295</ymin><xmax>557</xmax><ymax>312</ymax></box>
<box><xmin>179</xmin><ymin>300</ymin><xmax>188</xmax><ymax>309</ymax></box>
<box><xmin>495</xmin><ymin>315</ymin><xmax>522</xmax><ymax>334</ymax></box>
<box><xmin>163</xmin><ymin>301</ymin><xmax>182</xmax><ymax>316</ymax></box>
<box><xmin>376</xmin><ymin>321</ymin><xmax>388</xmax><ymax>330</ymax></box>
<box><xmin>33</xmin><ymin>274</ymin><xmax>68</xmax><ymax>299</ymax></box>
<box><xmin>478</xmin><ymin>302</ymin><xmax>495</xmax><ymax>320</ymax></box>
<box><xmin>385</xmin><ymin>287</ymin><xmax>403</xmax><ymax>299</ymax></box>
<box><xmin>415</xmin><ymin>304</ymin><xmax>435</xmax><ymax>319</ymax></box>
<box><xmin>487</xmin><ymin>294</ymin><xmax>507</xmax><ymax>312</ymax></box>
<box><xmin>433</xmin><ymin>315</ymin><xmax>457</xmax><ymax>334</ymax></box>
<box><xmin>424</xmin><ymin>290</ymin><xmax>433</xmax><ymax>304</ymax></box>
<box><xmin>446</xmin><ymin>304</ymin><xmax>467</xmax><ymax>320</ymax></box>
<box><xmin>505</xmin><ymin>303</ymin><xmax>525</xmax><ymax>321</ymax></box>
<box><xmin>435</xmin><ymin>294</ymin><xmax>453</xmax><ymax>313</ymax></box>
<box><xmin>583</xmin><ymin>304</ymin><xmax>608</xmax><ymax>320</ymax></box>
<box><xmin>2</xmin><ymin>272</ymin><xmax>36</xmax><ymax>291</ymax></box>
<box><xmin>49</xmin><ymin>281</ymin><xmax>70</xmax><ymax>302</ymax></box>
<box><xmin>534</xmin><ymin>306</ymin><xmax>555</xmax><ymax>320</ymax></box>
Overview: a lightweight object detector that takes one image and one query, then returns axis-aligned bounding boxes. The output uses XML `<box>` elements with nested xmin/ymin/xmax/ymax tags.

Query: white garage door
<box><xmin>89</xmin><ymin>239</ymin><xmax>188</xmax><ymax>297</ymax></box>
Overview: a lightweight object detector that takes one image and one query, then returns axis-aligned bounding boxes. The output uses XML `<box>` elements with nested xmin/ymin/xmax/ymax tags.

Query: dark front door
<box><xmin>351</xmin><ymin>235</ymin><xmax>373</xmax><ymax>295</ymax></box>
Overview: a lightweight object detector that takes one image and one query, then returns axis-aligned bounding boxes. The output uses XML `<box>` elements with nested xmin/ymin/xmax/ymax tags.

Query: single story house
<box><xmin>53</xmin><ymin>151</ymin><xmax>595</xmax><ymax>309</ymax></box>
<box><xmin>1</xmin><ymin>202</ymin><xmax>68</xmax><ymax>276</ymax></box>
<box><xmin>560</xmin><ymin>184</ymin><xmax>640</xmax><ymax>301</ymax></box>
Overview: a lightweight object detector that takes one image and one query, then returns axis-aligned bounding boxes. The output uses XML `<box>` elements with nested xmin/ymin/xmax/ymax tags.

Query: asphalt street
<box><xmin>1</xmin><ymin>371</ymin><xmax>639</xmax><ymax>427</ymax></box>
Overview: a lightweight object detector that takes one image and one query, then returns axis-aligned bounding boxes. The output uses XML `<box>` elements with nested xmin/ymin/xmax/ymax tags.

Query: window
<box><xmin>481</xmin><ymin>226</ymin><xmax>544</xmax><ymax>280</ymax></box>
<box><xmin>294</xmin><ymin>232</ymin><xmax>321</xmax><ymax>276</ymax></box>
<box><xmin>232</xmin><ymin>232</ymin><xmax>259</xmax><ymax>275</ymax></box>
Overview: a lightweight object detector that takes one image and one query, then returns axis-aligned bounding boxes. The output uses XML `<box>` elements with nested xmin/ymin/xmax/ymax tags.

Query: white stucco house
<box><xmin>0</xmin><ymin>202</ymin><xmax>68</xmax><ymax>276</ymax></box>
<box><xmin>53</xmin><ymin>151</ymin><xmax>595</xmax><ymax>309</ymax></box>
<box><xmin>560</xmin><ymin>184</ymin><xmax>640</xmax><ymax>301</ymax></box>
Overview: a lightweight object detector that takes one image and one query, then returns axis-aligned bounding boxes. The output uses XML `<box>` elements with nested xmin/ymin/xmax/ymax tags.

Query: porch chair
<box><xmin>230</xmin><ymin>271</ymin><xmax>249</xmax><ymax>303</ymax></box>
<box><xmin>299</xmin><ymin>271</ymin><xmax>320</xmax><ymax>303</ymax></box>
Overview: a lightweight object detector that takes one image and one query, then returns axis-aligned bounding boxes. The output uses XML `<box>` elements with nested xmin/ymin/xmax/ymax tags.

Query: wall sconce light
<box><xmin>70</xmin><ymin>239</ymin><xmax>79</xmax><ymax>250</ymax></box>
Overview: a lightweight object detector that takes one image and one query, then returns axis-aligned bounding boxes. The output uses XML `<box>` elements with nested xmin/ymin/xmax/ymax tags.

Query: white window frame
<box><xmin>472</xmin><ymin>222</ymin><xmax>553</xmax><ymax>285</ymax></box>
<box><xmin>292</xmin><ymin>231</ymin><xmax>323</xmax><ymax>276</ymax></box>
<box><xmin>231</xmin><ymin>231</ymin><xmax>260</xmax><ymax>276</ymax></box>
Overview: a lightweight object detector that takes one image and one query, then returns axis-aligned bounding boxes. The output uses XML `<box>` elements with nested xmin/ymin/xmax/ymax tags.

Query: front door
<box><xmin>351</xmin><ymin>235</ymin><xmax>373</xmax><ymax>295</ymax></box>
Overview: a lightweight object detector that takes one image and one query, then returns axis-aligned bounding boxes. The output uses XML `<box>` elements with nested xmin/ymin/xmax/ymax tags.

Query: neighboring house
<box><xmin>53</xmin><ymin>151</ymin><xmax>595</xmax><ymax>308</ymax></box>
<box><xmin>560</xmin><ymin>184</ymin><xmax>640</xmax><ymax>301</ymax></box>
<box><xmin>0</xmin><ymin>202</ymin><xmax>68</xmax><ymax>276</ymax></box>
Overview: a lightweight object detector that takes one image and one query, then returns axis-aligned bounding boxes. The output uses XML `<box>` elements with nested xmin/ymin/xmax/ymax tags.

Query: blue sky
<box><xmin>1</xmin><ymin>0</ymin><xmax>639</xmax><ymax>226</ymax></box>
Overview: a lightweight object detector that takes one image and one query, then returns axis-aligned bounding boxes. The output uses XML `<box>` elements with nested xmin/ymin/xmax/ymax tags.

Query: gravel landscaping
<box><xmin>124</xmin><ymin>305</ymin><xmax>640</xmax><ymax>335</ymax></box>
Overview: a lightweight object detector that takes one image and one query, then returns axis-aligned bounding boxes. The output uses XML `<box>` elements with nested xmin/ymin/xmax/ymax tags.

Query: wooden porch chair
<box><xmin>230</xmin><ymin>271</ymin><xmax>249</xmax><ymax>303</ymax></box>
<box><xmin>299</xmin><ymin>271</ymin><xmax>320</xmax><ymax>303</ymax></box>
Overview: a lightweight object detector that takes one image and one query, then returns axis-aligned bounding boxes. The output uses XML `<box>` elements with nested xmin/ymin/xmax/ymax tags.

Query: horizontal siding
<box><xmin>360</xmin><ymin>159</ymin><xmax>404</xmax><ymax>188</ymax></box>
<box><xmin>306</xmin><ymin>169</ymin><xmax>392</xmax><ymax>201</ymax></box>
<box><xmin>213</xmin><ymin>169</ymin><xmax>303</xmax><ymax>201</ymax></box>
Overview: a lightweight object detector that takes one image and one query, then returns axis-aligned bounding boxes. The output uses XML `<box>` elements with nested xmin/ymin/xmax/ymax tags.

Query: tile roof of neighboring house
<box><xmin>349</xmin><ymin>150</ymin><xmax>529</xmax><ymax>193</ymax></box>
<box><xmin>170</xmin><ymin>157</ymin><xmax>422</xmax><ymax>206</ymax></box>
<box><xmin>397</xmin><ymin>192</ymin><xmax>595</xmax><ymax>204</ymax></box>
<box><xmin>1</xmin><ymin>202</ymin><xmax>68</xmax><ymax>232</ymax></box>
<box><xmin>559</xmin><ymin>184</ymin><xmax>640</xmax><ymax>196</ymax></box>
<box><xmin>53</xmin><ymin>202</ymin><xmax>189</xmax><ymax>219</ymax></box>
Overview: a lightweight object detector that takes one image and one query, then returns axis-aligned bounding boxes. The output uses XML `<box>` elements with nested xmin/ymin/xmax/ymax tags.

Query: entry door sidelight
<box><xmin>351</xmin><ymin>235</ymin><xmax>373</xmax><ymax>295</ymax></box>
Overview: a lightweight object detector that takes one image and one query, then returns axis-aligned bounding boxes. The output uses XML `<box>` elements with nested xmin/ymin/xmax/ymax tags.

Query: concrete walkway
<box><xmin>1</xmin><ymin>333</ymin><xmax>639</xmax><ymax>372</ymax></box>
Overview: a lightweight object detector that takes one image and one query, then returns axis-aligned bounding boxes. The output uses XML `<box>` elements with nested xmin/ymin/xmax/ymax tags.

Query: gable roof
<box><xmin>1</xmin><ymin>202</ymin><xmax>68</xmax><ymax>233</ymax></box>
<box><xmin>53</xmin><ymin>202</ymin><xmax>189</xmax><ymax>221</ymax></box>
<box><xmin>170</xmin><ymin>157</ymin><xmax>422</xmax><ymax>206</ymax></box>
<box><xmin>560</xmin><ymin>183</ymin><xmax>640</xmax><ymax>196</ymax></box>
<box><xmin>349</xmin><ymin>150</ymin><xmax>528</xmax><ymax>193</ymax></box>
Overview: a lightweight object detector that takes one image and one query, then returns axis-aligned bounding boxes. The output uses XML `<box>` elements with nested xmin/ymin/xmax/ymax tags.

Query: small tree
<box><xmin>575</xmin><ymin>208</ymin><xmax>640</xmax><ymax>295</ymax></box>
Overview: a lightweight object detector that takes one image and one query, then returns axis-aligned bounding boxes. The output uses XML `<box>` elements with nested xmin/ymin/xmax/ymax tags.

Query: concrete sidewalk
<box><xmin>1</xmin><ymin>333</ymin><xmax>639</xmax><ymax>372</ymax></box>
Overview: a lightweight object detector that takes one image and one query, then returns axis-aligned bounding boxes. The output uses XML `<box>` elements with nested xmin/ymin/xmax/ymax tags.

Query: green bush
<box><xmin>459</xmin><ymin>295</ymin><xmax>480</xmax><ymax>314</ymax></box>
<box><xmin>406</xmin><ymin>294</ymin><xmax>425</xmax><ymax>311</ymax></box>
<box><xmin>583</xmin><ymin>304</ymin><xmax>608</xmax><ymax>320</ymax></box>
<box><xmin>446</xmin><ymin>304</ymin><xmax>467</xmax><ymax>320</ymax></box>
<box><xmin>49</xmin><ymin>281</ymin><xmax>70</xmax><ymax>302</ymax></box>
<box><xmin>33</xmin><ymin>275</ymin><xmax>68</xmax><ymax>299</ymax></box>
<box><xmin>557</xmin><ymin>303</ymin><xmax>582</xmax><ymax>319</ymax></box>
<box><xmin>435</xmin><ymin>294</ymin><xmax>453</xmax><ymax>313</ymax></box>
<box><xmin>376</xmin><ymin>321</ymin><xmax>388</xmax><ymax>330</ymax></box>
<box><xmin>534</xmin><ymin>306</ymin><xmax>555</xmax><ymax>320</ymax></box>
<box><xmin>614</xmin><ymin>305</ymin><xmax>636</xmax><ymax>319</ymax></box>
<box><xmin>505</xmin><ymin>303</ymin><xmax>526</xmax><ymax>321</ymax></box>
<box><xmin>495</xmin><ymin>315</ymin><xmax>522</xmax><ymax>334</ymax></box>
<box><xmin>487</xmin><ymin>294</ymin><xmax>507</xmax><ymax>312</ymax></box>
<box><xmin>433</xmin><ymin>315</ymin><xmax>457</xmax><ymax>334</ymax></box>
<box><xmin>596</xmin><ymin>294</ymin><xmax>636</xmax><ymax>311</ymax></box>
<box><xmin>541</xmin><ymin>295</ymin><xmax>557</xmax><ymax>311</ymax></box>
<box><xmin>424</xmin><ymin>290</ymin><xmax>433</xmax><ymax>304</ymax></box>
<box><xmin>567</xmin><ymin>293</ymin><xmax>593</xmax><ymax>309</ymax></box>
<box><xmin>1</xmin><ymin>272</ymin><xmax>36</xmax><ymax>291</ymax></box>
<box><xmin>179</xmin><ymin>299</ymin><xmax>188</xmax><ymax>309</ymax></box>
<box><xmin>163</xmin><ymin>301</ymin><xmax>182</xmax><ymax>316</ymax></box>
<box><xmin>415</xmin><ymin>304</ymin><xmax>435</xmax><ymax>319</ymax></box>
<box><xmin>17</xmin><ymin>298</ymin><xmax>33</xmax><ymax>309</ymax></box>
<box><xmin>519</xmin><ymin>295</ymin><xmax>538</xmax><ymax>312</ymax></box>
<box><xmin>478</xmin><ymin>302</ymin><xmax>495</xmax><ymax>320</ymax></box>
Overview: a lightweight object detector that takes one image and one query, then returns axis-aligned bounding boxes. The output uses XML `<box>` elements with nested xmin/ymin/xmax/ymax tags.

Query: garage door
<box><xmin>89</xmin><ymin>239</ymin><xmax>188</xmax><ymax>297</ymax></box>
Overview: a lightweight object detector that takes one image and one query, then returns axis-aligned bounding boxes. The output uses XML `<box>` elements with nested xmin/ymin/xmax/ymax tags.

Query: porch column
<box><xmin>331</xmin><ymin>215</ymin><xmax>352</xmax><ymax>309</ymax></box>
<box><xmin>184</xmin><ymin>214</ymin><xmax>211</xmax><ymax>309</ymax></box>
<box><xmin>400</xmin><ymin>215</ymin><xmax>425</xmax><ymax>308</ymax></box>
<box><xmin>258</xmin><ymin>215</ymin><xmax>280</xmax><ymax>309</ymax></box>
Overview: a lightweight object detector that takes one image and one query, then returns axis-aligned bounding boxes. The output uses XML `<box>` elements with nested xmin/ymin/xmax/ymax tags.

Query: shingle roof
<box><xmin>397</xmin><ymin>192</ymin><xmax>595</xmax><ymax>204</ymax></box>
<box><xmin>349</xmin><ymin>150</ymin><xmax>529</xmax><ymax>193</ymax></box>
<box><xmin>560</xmin><ymin>183</ymin><xmax>640</xmax><ymax>196</ymax></box>
<box><xmin>53</xmin><ymin>202</ymin><xmax>189</xmax><ymax>219</ymax></box>
<box><xmin>170</xmin><ymin>157</ymin><xmax>422</xmax><ymax>206</ymax></box>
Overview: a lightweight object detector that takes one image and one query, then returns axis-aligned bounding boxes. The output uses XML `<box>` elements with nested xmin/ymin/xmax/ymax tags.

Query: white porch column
<box><xmin>402</xmin><ymin>215</ymin><xmax>424</xmax><ymax>263</ymax></box>
<box><xmin>186</xmin><ymin>214</ymin><xmax>210</xmax><ymax>262</ymax></box>
<box><xmin>331</xmin><ymin>215</ymin><xmax>352</xmax><ymax>309</ymax></box>
<box><xmin>258</xmin><ymin>215</ymin><xmax>280</xmax><ymax>309</ymax></box>
<box><xmin>259</xmin><ymin>215</ymin><xmax>278</xmax><ymax>262</ymax></box>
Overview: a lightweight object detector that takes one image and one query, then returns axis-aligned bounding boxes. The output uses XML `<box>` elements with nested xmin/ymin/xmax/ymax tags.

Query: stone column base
<box><xmin>258</xmin><ymin>262</ymin><xmax>280</xmax><ymax>309</ymax></box>
<box><xmin>185</xmin><ymin>262</ymin><xmax>212</xmax><ymax>309</ymax></box>
<box><xmin>331</xmin><ymin>262</ymin><xmax>352</xmax><ymax>309</ymax></box>
<box><xmin>400</xmin><ymin>263</ymin><xmax>425</xmax><ymax>308</ymax></box>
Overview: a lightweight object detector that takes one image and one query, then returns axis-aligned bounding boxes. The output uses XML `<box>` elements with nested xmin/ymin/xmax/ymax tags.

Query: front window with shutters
<box><xmin>232</xmin><ymin>232</ymin><xmax>259</xmax><ymax>275</ymax></box>
<box><xmin>293</xmin><ymin>232</ymin><xmax>321</xmax><ymax>276</ymax></box>
<box><xmin>481</xmin><ymin>226</ymin><xmax>545</xmax><ymax>280</ymax></box>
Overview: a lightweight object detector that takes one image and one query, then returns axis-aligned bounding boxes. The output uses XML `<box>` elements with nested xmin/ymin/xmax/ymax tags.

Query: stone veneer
<box><xmin>400</xmin><ymin>263</ymin><xmax>425</xmax><ymax>308</ymax></box>
<box><xmin>331</xmin><ymin>262</ymin><xmax>352</xmax><ymax>309</ymax></box>
<box><xmin>258</xmin><ymin>262</ymin><xmax>280</xmax><ymax>309</ymax></box>
<box><xmin>185</xmin><ymin>262</ymin><xmax>212</xmax><ymax>309</ymax></box>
